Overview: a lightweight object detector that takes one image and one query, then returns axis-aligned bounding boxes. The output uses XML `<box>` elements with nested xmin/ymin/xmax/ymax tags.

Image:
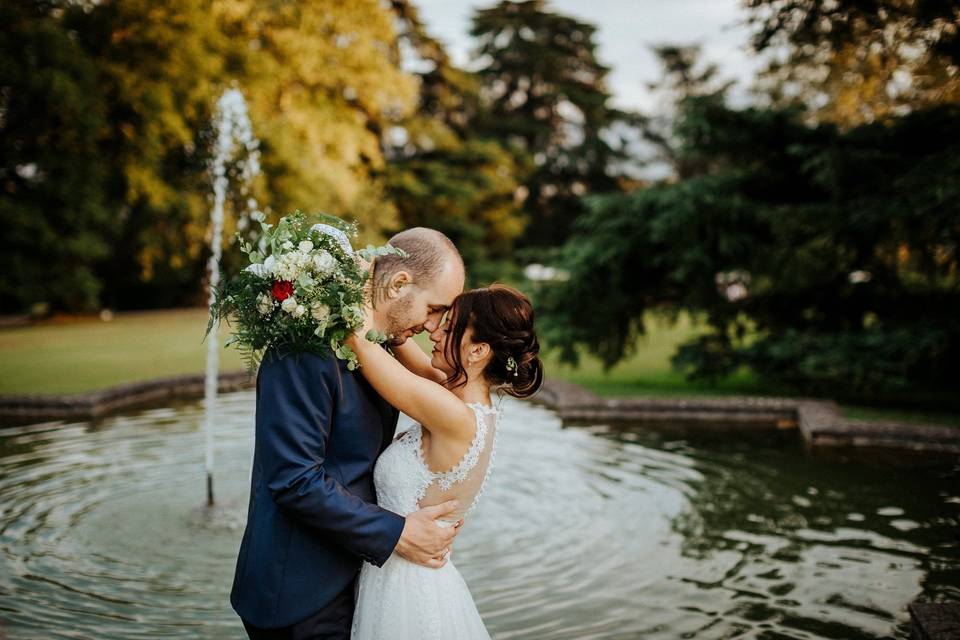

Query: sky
<box><xmin>414</xmin><ymin>0</ymin><xmax>766</xmax><ymax>113</ymax></box>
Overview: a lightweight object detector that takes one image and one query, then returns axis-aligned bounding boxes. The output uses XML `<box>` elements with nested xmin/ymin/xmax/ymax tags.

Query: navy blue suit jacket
<box><xmin>230</xmin><ymin>350</ymin><xmax>405</xmax><ymax>628</ymax></box>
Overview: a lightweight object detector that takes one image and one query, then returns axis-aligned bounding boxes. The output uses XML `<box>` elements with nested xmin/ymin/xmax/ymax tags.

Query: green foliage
<box><xmin>2</xmin><ymin>0</ymin><xmax>416</xmax><ymax>313</ymax></box>
<box><xmin>385</xmin><ymin>1</ymin><xmax>529</xmax><ymax>281</ymax></box>
<box><xmin>746</xmin><ymin>0</ymin><xmax>960</xmax><ymax>126</ymax></box>
<box><xmin>637</xmin><ymin>45</ymin><xmax>733</xmax><ymax>179</ymax></box>
<box><xmin>217</xmin><ymin>0</ymin><xmax>417</xmax><ymax>241</ymax></box>
<box><xmin>208</xmin><ymin>212</ymin><xmax>400</xmax><ymax>372</ymax></box>
<box><xmin>541</xmin><ymin>99</ymin><xmax>960</xmax><ymax>400</ymax></box>
<box><xmin>385</xmin><ymin>137</ymin><xmax>529</xmax><ymax>279</ymax></box>
<box><xmin>0</xmin><ymin>2</ymin><xmax>110</xmax><ymax>312</ymax></box>
<box><xmin>470</xmin><ymin>0</ymin><xmax>634</xmax><ymax>247</ymax></box>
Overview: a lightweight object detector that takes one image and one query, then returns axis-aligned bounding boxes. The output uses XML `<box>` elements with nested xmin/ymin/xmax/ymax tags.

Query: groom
<box><xmin>231</xmin><ymin>228</ymin><xmax>466</xmax><ymax>639</ymax></box>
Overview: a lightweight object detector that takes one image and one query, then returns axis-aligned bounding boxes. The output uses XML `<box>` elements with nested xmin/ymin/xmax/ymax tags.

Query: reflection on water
<box><xmin>0</xmin><ymin>393</ymin><xmax>956</xmax><ymax>639</ymax></box>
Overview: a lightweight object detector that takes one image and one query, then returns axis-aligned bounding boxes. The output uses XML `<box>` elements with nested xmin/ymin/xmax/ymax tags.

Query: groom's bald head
<box><xmin>370</xmin><ymin>228</ymin><xmax>465</xmax><ymax>343</ymax></box>
<box><xmin>372</xmin><ymin>228</ymin><xmax>463</xmax><ymax>302</ymax></box>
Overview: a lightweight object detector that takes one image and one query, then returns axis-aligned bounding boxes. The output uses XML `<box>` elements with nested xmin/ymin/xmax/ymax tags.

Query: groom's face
<box><xmin>382</xmin><ymin>258</ymin><xmax>464</xmax><ymax>346</ymax></box>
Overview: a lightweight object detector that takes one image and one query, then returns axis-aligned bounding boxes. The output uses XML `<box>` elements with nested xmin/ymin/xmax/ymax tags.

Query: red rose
<box><xmin>272</xmin><ymin>280</ymin><xmax>294</xmax><ymax>301</ymax></box>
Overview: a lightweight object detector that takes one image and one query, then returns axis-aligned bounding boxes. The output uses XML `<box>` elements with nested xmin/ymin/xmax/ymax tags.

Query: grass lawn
<box><xmin>0</xmin><ymin>308</ymin><xmax>246</xmax><ymax>395</ymax></box>
<box><xmin>2</xmin><ymin>308</ymin><xmax>958</xmax><ymax>427</ymax></box>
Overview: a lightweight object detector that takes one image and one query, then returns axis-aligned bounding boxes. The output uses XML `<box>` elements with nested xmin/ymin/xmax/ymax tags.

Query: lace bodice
<box><xmin>373</xmin><ymin>402</ymin><xmax>499</xmax><ymax>524</ymax></box>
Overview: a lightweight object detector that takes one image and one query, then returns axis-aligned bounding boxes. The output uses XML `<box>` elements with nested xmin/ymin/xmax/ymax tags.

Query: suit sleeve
<box><xmin>258</xmin><ymin>351</ymin><xmax>404</xmax><ymax>567</ymax></box>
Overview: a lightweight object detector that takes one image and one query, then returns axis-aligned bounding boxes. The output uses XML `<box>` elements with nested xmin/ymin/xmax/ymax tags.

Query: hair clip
<box><xmin>505</xmin><ymin>356</ymin><xmax>519</xmax><ymax>377</ymax></box>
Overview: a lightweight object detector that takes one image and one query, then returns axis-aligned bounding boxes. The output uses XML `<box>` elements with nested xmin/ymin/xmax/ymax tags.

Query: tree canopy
<box><xmin>470</xmin><ymin>0</ymin><xmax>635</xmax><ymax>247</ymax></box>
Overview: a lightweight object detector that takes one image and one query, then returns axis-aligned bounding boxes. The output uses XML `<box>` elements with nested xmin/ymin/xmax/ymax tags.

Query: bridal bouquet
<box><xmin>207</xmin><ymin>211</ymin><xmax>402</xmax><ymax>371</ymax></box>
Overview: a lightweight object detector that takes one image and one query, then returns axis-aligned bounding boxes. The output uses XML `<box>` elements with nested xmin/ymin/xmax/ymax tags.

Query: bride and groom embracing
<box><xmin>230</xmin><ymin>227</ymin><xmax>544</xmax><ymax>639</ymax></box>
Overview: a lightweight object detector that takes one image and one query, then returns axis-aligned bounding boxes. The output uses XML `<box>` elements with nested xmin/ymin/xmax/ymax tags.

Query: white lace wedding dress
<box><xmin>351</xmin><ymin>402</ymin><xmax>499</xmax><ymax>640</ymax></box>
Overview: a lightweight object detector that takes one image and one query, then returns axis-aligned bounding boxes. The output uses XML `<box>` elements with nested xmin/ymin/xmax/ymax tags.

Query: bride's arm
<box><xmin>346</xmin><ymin>334</ymin><xmax>474</xmax><ymax>438</ymax></box>
<box><xmin>391</xmin><ymin>339</ymin><xmax>446</xmax><ymax>384</ymax></box>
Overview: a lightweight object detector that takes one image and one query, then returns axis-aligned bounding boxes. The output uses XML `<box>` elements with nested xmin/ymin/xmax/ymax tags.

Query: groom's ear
<box><xmin>386</xmin><ymin>270</ymin><xmax>412</xmax><ymax>299</ymax></box>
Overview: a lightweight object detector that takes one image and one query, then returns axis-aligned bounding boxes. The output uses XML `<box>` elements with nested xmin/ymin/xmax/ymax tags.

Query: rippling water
<box><xmin>0</xmin><ymin>393</ymin><xmax>956</xmax><ymax>639</ymax></box>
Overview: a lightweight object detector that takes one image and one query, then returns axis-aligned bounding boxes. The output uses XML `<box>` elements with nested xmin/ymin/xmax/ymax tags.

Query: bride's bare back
<box><xmin>413</xmin><ymin>403</ymin><xmax>498</xmax><ymax>523</ymax></box>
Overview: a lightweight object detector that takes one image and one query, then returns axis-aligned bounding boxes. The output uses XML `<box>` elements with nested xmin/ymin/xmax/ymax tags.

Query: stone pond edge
<box><xmin>1</xmin><ymin>373</ymin><xmax>958</xmax><ymax>455</ymax></box>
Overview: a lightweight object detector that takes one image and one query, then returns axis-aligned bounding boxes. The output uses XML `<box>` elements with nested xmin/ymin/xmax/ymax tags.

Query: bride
<box><xmin>345</xmin><ymin>283</ymin><xmax>544</xmax><ymax>639</ymax></box>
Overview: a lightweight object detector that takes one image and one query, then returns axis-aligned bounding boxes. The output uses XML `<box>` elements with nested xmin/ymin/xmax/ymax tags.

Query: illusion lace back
<box><xmin>350</xmin><ymin>402</ymin><xmax>499</xmax><ymax>640</ymax></box>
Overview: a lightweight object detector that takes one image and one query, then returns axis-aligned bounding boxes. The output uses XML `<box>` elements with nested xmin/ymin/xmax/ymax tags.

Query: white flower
<box><xmin>274</xmin><ymin>252</ymin><xmax>305</xmax><ymax>281</ymax></box>
<box><xmin>262</xmin><ymin>255</ymin><xmax>276</xmax><ymax>274</ymax></box>
<box><xmin>257</xmin><ymin>293</ymin><xmax>274</xmax><ymax>315</ymax></box>
<box><xmin>281</xmin><ymin>297</ymin><xmax>298</xmax><ymax>313</ymax></box>
<box><xmin>312</xmin><ymin>250</ymin><xmax>336</xmax><ymax>276</ymax></box>
<box><xmin>245</xmin><ymin>263</ymin><xmax>270</xmax><ymax>278</ymax></box>
<box><xmin>250</xmin><ymin>210</ymin><xmax>265</xmax><ymax>223</ymax></box>
<box><xmin>282</xmin><ymin>240</ymin><xmax>294</xmax><ymax>250</ymax></box>
<box><xmin>298</xmin><ymin>240</ymin><xmax>314</xmax><ymax>253</ymax></box>
<box><xmin>310</xmin><ymin>302</ymin><xmax>330</xmax><ymax>324</ymax></box>
<box><xmin>293</xmin><ymin>304</ymin><xmax>306</xmax><ymax>318</ymax></box>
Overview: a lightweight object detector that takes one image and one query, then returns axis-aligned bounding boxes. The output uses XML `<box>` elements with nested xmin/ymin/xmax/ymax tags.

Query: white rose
<box><xmin>281</xmin><ymin>297</ymin><xmax>298</xmax><ymax>313</ymax></box>
<box><xmin>274</xmin><ymin>253</ymin><xmax>302</xmax><ymax>281</ymax></box>
<box><xmin>298</xmin><ymin>240</ymin><xmax>314</xmax><ymax>253</ymax></box>
<box><xmin>312</xmin><ymin>250</ymin><xmax>336</xmax><ymax>276</ymax></box>
<box><xmin>293</xmin><ymin>304</ymin><xmax>306</xmax><ymax>318</ymax></box>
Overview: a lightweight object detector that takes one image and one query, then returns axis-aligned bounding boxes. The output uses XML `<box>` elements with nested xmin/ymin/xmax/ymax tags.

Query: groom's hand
<box><xmin>394</xmin><ymin>500</ymin><xmax>461</xmax><ymax>569</ymax></box>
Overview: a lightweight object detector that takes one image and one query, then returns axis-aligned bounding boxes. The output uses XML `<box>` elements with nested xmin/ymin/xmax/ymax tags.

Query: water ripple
<box><xmin>0</xmin><ymin>394</ymin><xmax>956</xmax><ymax>639</ymax></box>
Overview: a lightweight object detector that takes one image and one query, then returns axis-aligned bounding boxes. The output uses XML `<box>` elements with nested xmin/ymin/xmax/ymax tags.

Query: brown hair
<box><xmin>443</xmin><ymin>284</ymin><xmax>544</xmax><ymax>398</ymax></box>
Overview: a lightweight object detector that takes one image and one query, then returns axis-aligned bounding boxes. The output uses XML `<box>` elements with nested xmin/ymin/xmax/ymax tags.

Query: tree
<box><xmin>0</xmin><ymin>2</ymin><xmax>110</xmax><ymax>312</ymax></box>
<box><xmin>63</xmin><ymin>0</ymin><xmax>230</xmax><ymax>308</ymax></box>
<box><xmin>746</xmin><ymin>0</ymin><xmax>960</xmax><ymax>126</ymax></box>
<box><xmin>2</xmin><ymin>0</ymin><xmax>420</xmax><ymax>311</ymax></box>
<box><xmin>541</xmin><ymin>98</ymin><xmax>960</xmax><ymax>402</ymax></box>
<box><xmin>216</xmin><ymin>0</ymin><xmax>418</xmax><ymax>244</ymax></box>
<box><xmin>469</xmin><ymin>0</ymin><xmax>634</xmax><ymax>247</ymax></box>
<box><xmin>384</xmin><ymin>0</ymin><xmax>528</xmax><ymax>280</ymax></box>
<box><xmin>637</xmin><ymin>44</ymin><xmax>733</xmax><ymax>179</ymax></box>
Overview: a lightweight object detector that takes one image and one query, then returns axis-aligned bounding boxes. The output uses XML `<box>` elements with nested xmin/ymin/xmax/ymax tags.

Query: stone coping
<box><xmin>0</xmin><ymin>371</ymin><xmax>254</xmax><ymax>425</ymax></box>
<box><xmin>529</xmin><ymin>379</ymin><xmax>960</xmax><ymax>456</ymax></box>
<box><xmin>909</xmin><ymin>602</ymin><xmax>960</xmax><ymax>640</ymax></box>
<box><xmin>1</xmin><ymin>374</ymin><xmax>957</xmax><ymax>455</ymax></box>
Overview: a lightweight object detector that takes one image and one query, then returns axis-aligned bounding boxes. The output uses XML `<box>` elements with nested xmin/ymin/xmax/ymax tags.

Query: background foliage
<box><xmin>2</xmin><ymin>0</ymin><xmax>958</xmax><ymax>404</ymax></box>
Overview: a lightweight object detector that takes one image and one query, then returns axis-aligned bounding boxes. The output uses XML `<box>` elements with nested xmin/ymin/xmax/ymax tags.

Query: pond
<box><xmin>0</xmin><ymin>393</ymin><xmax>956</xmax><ymax>639</ymax></box>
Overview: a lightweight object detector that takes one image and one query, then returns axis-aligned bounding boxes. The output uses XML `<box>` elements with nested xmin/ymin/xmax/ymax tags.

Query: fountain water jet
<box><xmin>205</xmin><ymin>88</ymin><xmax>261</xmax><ymax>507</ymax></box>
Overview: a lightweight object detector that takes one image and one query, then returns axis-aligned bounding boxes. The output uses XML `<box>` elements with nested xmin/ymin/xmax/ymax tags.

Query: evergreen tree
<box><xmin>541</xmin><ymin>98</ymin><xmax>960</xmax><ymax>402</ymax></box>
<box><xmin>469</xmin><ymin>0</ymin><xmax>634</xmax><ymax>247</ymax></box>
<box><xmin>385</xmin><ymin>0</ymin><xmax>528</xmax><ymax>281</ymax></box>
<box><xmin>637</xmin><ymin>45</ymin><xmax>732</xmax><ymax>179</ymax></box>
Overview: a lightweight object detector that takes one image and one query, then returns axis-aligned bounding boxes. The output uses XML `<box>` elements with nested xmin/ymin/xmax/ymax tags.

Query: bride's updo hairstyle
<box><xmin>443</xmin><ymin>284</ymin><xmax>544</xmax><ymax>398</ymax></box>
